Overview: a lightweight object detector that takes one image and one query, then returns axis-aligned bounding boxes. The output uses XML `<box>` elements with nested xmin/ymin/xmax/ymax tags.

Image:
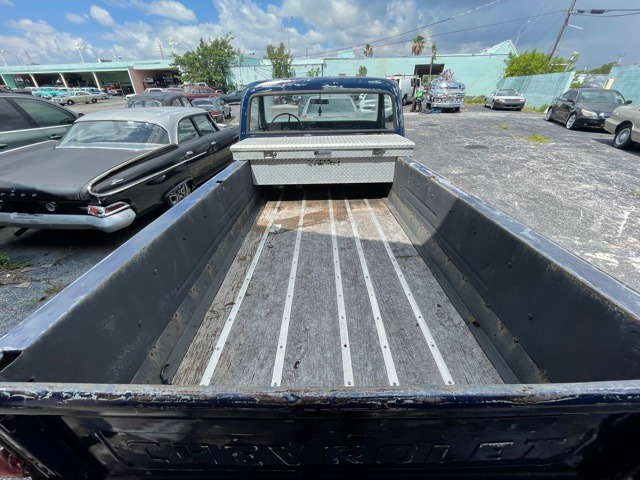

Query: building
<box><xmin>1</xmin><ymin>41</ymin><xmax>516</xmax><ymax>97</ymax></box>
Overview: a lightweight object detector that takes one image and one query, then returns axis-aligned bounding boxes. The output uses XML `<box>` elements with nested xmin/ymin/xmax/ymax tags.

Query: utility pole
<box><xmin>158</xmin><ymin>42</ymin><xmax>165</xmax><ymax>60</ymax></box>
<box><xmin>549</xmin><ymin>0</ymin><xmax>578</xmax><ymax>60</ymax></box>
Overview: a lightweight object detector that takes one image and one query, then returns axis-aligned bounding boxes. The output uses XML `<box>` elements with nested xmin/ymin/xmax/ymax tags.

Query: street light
<box><xmin>0</xmin><ymin>50</ymin><xmax>7</xmax><ymax>67</ymax></box>
<box><xmin>75</xmin><ymin>42</ymin><xmax>85</xmax><ymax>63</ymax></box>
<box><xmin>285</xmin><ymin>16</ymin><xmax>293</xmax><ymax>53</ymax></box>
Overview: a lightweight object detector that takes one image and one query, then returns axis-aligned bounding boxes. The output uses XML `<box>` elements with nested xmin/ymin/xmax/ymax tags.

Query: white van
<box><xmin>386</xmin><ymin>74</ymin><xmax>421</xmax><ymax>105</ymax></box>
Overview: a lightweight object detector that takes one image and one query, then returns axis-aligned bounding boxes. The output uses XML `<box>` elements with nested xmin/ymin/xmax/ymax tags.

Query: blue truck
<box><xmin>0</xmin><ymin>77</ymin><xmax>639</xmax><ymax>479</ymax></box>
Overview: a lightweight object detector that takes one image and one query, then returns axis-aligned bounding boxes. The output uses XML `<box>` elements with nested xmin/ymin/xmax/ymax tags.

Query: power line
<box><xmin>305</xmin><ymin>10</ymin><xmax>565</xmax><ymax>59</ymax></box>
<box><xmin>303</xmin><ymin>0</ymin><xmax>507</xmax><ymax>59</ymax></box>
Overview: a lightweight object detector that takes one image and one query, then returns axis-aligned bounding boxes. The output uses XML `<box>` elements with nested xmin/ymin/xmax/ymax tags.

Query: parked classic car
<box><xmin>78</xmin><ymin>87</ymin><xmax>109</xmax><ymax>99</ymax></box>
<box><xmin>0</xmin><ymin>93</ymin><xmax>79</xmax><ymax>152</ymax></box>
<box><xmin>52</xmin><ymin>90</ymin><xmax>100</xmax><ymax>105</ymax></box>
<box><xmin>191</xmin><ymin>97</ymin><xmax>230</xmax><ymax>123</ymax></box>
<box><xmin>31</xmin><ymin>87</ymin><xmax>64</xmax><ymax>98</ymax></box>
<box><xmin>484</xmin><ymin>88</ymin><xmax>526</xmax><ymax>110</ymax></box>
<box><xmin>220</xmin><ymin>89</ymin><xmax>244</xmax><ymax>104</ymax></box>
<box><xmin>0</xmin><ymin>108</ymin><xmax>239</xmax><ymax>232</ymax></box>
<box><xmin>183</xmin><ymin>86</ymin><xmax>221</xmax><ymax>100</ymax></box>
<box><xmin>125</xmin><ymin>92</ymin><xmax>193</xmax><ymax>108</ymax></box>
<box><xmin>604</xmin><ymin>105</ymin><xmax>640</xmax><ymax>149</ymax></box>
<box><xmin>545</xmin><ymin>87</ymin><xmax>631</xmax><ymax>130</ymax></box>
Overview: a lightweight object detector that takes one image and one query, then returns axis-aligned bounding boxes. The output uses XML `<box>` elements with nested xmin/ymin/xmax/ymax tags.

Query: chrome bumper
<box><xmin>0</xmin><ymin>208</ymin><xmax>136</xmax><ymax>233</ymax></box>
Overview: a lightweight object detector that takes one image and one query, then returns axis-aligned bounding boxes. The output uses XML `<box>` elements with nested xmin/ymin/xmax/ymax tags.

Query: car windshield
<box><xmin>126</xmin><ymin>99</ymin><xmax>163</xmax><ymax>108</ymax></box>
<box><xmin>193</xmin><ymin>100</ymin><xmax>214</xmax><ymax>106</ymax></box>
<box><xmin>578</xmin><ymin>90</ymin><xmax>626</xmax><ymax>104</ymax></box>
<box><xmin>248</xmin><ymin>91</ymin><xmax>396</xmax><ymax>134</ymax></box>
<box><xmin>496</xmin><ymin>89</ymin><xmax>518</xmax><ymax>96</ymax></box>
<box><xmin>58</xmin><ymin>120</ymin><xmax>170</xmax><ymax>150</ymax></box>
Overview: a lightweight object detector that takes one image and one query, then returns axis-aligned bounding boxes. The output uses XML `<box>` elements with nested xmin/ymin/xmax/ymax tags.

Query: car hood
<box><xmin>576</xmin><ymin>102</ymin><xmax>620</xmax><ymax>115</ymax></box>
<box><xmin>0</xmin><ymin>142</ymin><xmax>153</xmax><ymax>201</ymax></box>
<box><xmin>496</xmin><ymin>95</ymin><xmax>524</xmax><ymax>100</ymax></box>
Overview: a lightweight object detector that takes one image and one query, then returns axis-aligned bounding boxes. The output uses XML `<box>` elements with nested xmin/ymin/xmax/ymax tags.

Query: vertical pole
<box><xmin>549</xmin><ymin>0</ymin><xmax>578</xmax><ymax>61</ymax></box>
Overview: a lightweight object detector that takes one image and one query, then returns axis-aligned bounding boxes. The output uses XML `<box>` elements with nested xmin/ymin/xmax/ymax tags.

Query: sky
<box><xmin>1</xmin><ymin>0</ymin><xmax>639</xmax><ymax>70</ymax></box>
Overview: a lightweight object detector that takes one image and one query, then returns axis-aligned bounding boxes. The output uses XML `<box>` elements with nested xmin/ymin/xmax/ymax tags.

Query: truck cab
<box><xmin>233</xmin><ymin>77</ymin><xmax>414</xmax><ymax>185</ymax></box>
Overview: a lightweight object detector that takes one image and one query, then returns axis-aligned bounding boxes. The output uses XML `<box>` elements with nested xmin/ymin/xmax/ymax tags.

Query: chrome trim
<box><xmin>85</xmin><ymin>144</ymin><xmax>176</xmax><ymax>198</ymax></box>
<box><xmin>0</xmin><ymin>208</ymin><xmax>136</xmax><ymax>233</ymax></box>
<box><xmin>88</xmin><ymin>150</ymin><xmax>206</xmax><ymax>198</ymax></box>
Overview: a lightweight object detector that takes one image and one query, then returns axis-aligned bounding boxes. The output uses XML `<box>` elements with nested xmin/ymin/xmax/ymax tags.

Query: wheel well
<box><xmin>616</xmin><ymin>121</ymin><xmax>633</xmax><ymax>133</ymax></box>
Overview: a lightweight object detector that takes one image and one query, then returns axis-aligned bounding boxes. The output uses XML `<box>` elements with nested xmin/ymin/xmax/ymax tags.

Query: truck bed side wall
<box><xmin>389</xmin><ymin>159</ymin><xmax>640</xmax><ymax>383</ymax></box>
<box><xmin>0</xmin><ymin>161</ymin><xmax>259</xmax><ymax>384</ymax></box>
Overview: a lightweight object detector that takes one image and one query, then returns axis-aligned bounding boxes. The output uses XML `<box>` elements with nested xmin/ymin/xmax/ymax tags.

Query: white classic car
<box><xmin>484</xmin><ymin>88</ymin><xmax>526</xmax><ymax>111</ymax></box>
<box><xmin>52</xmin><ymin>90</ymin><xmax>101</xmax><ymax>105</ymax></box>
<box><xmin>604</xmin><ymin>105</ymin><xmax>640</xmax><ymax>149</ymax></box>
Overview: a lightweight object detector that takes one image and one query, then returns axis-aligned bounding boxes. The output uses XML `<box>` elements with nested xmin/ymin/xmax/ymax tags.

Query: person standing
<box><xmin>410</xmin><ymin>85</ymin><xmax>424</xmax><ymax>112</ymax></box>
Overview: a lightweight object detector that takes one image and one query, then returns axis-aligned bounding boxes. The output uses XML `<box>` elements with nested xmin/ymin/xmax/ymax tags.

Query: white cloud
<box><xmin>0</xmin><ymin>0</ymin><xmax>15</xmax><ymax>6</ymax></box>
<box><xmin>7</xmin><ymin>19</ymin><xmax>57</xmax><ymax>35</ymax></box>
<box><xmin>66</xmin><ymin>12</ymin><xmax>89</xmax><ymax>24</ymax></box>
<box><xmin>146</xmin><ymin>1</ymin><xmax>197</xmax><ymax>23</ymax></box>
<box><xmin>90</xmin><ymin>5</ymin><xmax>117</xmax><ymax>27</ymax></box>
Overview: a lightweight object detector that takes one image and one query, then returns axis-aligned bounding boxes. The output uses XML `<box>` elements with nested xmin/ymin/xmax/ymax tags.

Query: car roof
<box><xmin>244</xmin><ymin>77</ymin><xmax>400</xmax><ymax>96</ymax></box>
<box><xmin>128</xmin><ymin>92</ymin><xmax>186</xmax><ymax>99</ymax></box>
<box><xmin>75</xmin><ymin>107</ymin><xmax>205</xmax><ymax>130</ymax></box>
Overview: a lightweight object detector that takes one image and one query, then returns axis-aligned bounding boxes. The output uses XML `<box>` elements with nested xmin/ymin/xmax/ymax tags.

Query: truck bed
<box><xmin>175</xmin><ymin>187</ymin><xmax>503</xmax><ymax>387</ymax></box>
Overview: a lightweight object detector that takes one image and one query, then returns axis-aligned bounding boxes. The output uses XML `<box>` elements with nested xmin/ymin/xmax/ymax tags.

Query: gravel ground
<box><xmin>0</xmin><ymin>101</ymin><xmax>638</xmax><ymax>336</ymax></box>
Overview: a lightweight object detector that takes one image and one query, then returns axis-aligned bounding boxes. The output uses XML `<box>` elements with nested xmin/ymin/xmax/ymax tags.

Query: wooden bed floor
<box><xmin>174</xmin><ymin>187</ymin><xmax>504</xmax><ymax>388</ymax></box>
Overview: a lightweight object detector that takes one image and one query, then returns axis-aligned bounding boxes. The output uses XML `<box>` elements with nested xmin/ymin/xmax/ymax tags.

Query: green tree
<box><xmin>307</xmin><ymin>67</ymin><xmax>320</xmax><ymax>77</ymax></box>
<box><xmin>357</xmin><ymin>65</ymin><xmax>367</xmax><ymax>77</ymax></box>
<box><xmin>265</xmin><ymin>42</ymin><xmax>294</xmax><ymax>78</ymax></box>
<box><xmin>170</xmin><ymin>34</ymin><xmax>235</xmax><ymax>89</ymax></box>
<box><xmin>363</xmin><ymin>43</ymin><xmax>374</xmax><ymax>58</ymax></box>
<box><xmin>504</xmin><ymin>50</ymin><xmax>574</xmax><ymax>77</ymax></box>
<box><xmin>588</xmin><ymin>62</ymin><xmax>617</xmax><ymax>74</ymax></box>
<box><xmin>412</xmin><ymin>35</ymin><xmax>425</xmax><ymax>56</ymax></box>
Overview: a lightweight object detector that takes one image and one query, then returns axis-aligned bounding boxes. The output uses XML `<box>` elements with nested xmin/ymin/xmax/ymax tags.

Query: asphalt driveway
<box><xmin>404</xmin><ymin>104</ymin><xmax>640</xmax><ymax>296</ymax></box>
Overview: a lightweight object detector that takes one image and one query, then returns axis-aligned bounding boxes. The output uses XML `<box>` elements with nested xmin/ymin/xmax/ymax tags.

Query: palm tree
<box><xmin>429</xmin><ymin>41</ymin><xmax>438</xmax><ymax>77</ymax></box>
<box><xmin>363</xmin><ymin>43</ymin><xmax>373</xmax><ymax>58</ymax></box>
<box><xmin>412</xmin><ymin>35</ymin><xmax>425</xmax><ymax>56</ymax></box>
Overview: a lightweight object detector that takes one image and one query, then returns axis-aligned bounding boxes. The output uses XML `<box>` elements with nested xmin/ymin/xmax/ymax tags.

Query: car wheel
<box><xmin>490</xmin><ymin>101</ymin><xmax>496</xmax><ymax>110</ymax></box>
<box><xmin>67</xmin><ymin>100</ymin><xmax>75</xmax><ymax>105</ymax></box>
<box><xmin>545</xmin><ymin>107</ymin><xmax>554</xmax><ymax>121</ymax></box>
<box><xmin>91</xmin><ymin>98</ymin><xmax>97</xmax><ymax>103</ymax></box>
<box><xmin>166</xmin><ymin>182</ymin><xmax>192</xmax><ymax>207</ymax></box>
<box><xmin>565</xmin><ymin>113</ymin><xmax>577</xmax><ymax>130</ymax></box>
<box><xmin>613</xmin><ymin>124</ymin><xmax>633</xmax><ymax>149</ymax></box>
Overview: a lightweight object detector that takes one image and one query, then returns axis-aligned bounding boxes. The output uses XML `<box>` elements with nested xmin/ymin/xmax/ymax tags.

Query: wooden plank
<box><xmin>369</xmin><ymin>198</ymin><xmax>504</xmax><ymax>385</ymax></box>
<box><xmin>175</xmin><ymin>188</ymin><xmax>504</xmax><ymax>387</ymax></box>
<box><xmin>281</xmin><ymin>189</ymin><xmax>345</xmax><ymax>387</ymax></box>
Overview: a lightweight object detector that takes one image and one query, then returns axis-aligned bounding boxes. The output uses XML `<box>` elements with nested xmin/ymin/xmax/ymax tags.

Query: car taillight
<box><xmin>0</xmin><ymin>444</ymin><xmax>28</xmax><ymax>477</ymax></box>
<box><xmin>210</xmin><ymin>109</ymin><xmax>220</xmax><ymax>116</ymax></box>
<box><xmin>87</xmin><ymin>201</ymin><xmax>130</xmax><ymax>218</ymax></box>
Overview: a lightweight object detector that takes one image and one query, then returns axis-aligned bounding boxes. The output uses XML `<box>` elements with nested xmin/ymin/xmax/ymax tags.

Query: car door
<box><xmin>0</xmin><ymin>97</ymin><xmax>49</xmax><ymax>152</ymax></box>
<box><xmin>10</xmin><ymin>97</ymin><xmax>77</xmax><ymax>143</ymax></box>
<box><xmin>177</xmin><ymin>115</ymin><xmax>216</xmax><ymax>186</ymax></box>
<box><xmin>189</xmin><ymin>113</ymin><xmax>236</xmax><ymax>183</ymax></box>
<box><xmin>555</xmin><ymin>90</ymin><xmax>578</xmax><ymax>122</ymax></box>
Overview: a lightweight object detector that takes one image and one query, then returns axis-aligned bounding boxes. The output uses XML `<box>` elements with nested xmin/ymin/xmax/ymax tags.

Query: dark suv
<box><xmin>0</xmin><ymin>94</ymin><xmax>79</xmax><ymax>152</ymax></box>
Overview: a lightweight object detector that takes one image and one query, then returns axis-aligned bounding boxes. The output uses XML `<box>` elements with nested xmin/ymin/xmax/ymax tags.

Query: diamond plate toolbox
<box><xmin>231</xmin><ymin>134</ymin><xmax>415</xmax><ymax>185</ymax></box>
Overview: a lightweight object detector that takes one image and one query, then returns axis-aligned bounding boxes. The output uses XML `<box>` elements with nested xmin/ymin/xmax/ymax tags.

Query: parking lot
<box><xmin>0</xmin><ymin>100</ymin><xmax>638</xmax><ymax>336</ymax></box>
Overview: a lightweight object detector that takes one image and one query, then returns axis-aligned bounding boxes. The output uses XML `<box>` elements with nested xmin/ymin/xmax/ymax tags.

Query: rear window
<box><xmin>248</xmin><ymin>91</ymin><xmax>396</xmax><ymax>135</ymax></box>
<box><xmin>126</xmin><ymin>99</ymin><xmax>162</xmax><ymax>108</ymax></box>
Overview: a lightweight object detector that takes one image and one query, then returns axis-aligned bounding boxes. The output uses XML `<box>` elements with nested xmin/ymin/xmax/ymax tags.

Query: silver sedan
<box><xmin>484</xmin><ymin>89</ymin><xmax>526</xmax><ymax>111</ymax></box>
